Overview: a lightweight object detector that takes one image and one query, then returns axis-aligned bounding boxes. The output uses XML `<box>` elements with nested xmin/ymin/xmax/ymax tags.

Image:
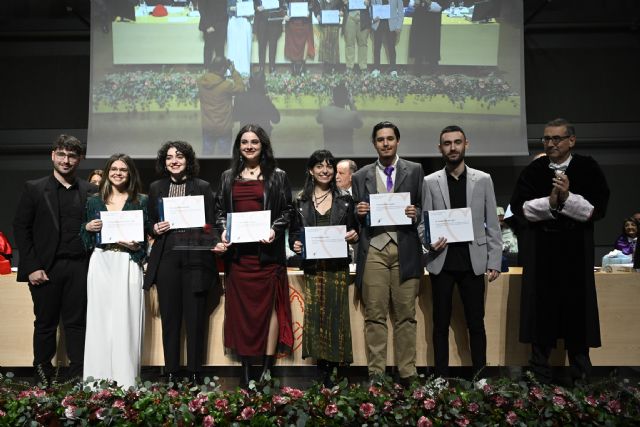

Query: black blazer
<box><xmin>13</xmin><ymin>175</ymin><xmax>97</xmax><ymax>282</ymax></box>
<box><xmin>215</xmin><ymin>168</ymin><xmax>293</xmax><ymax>266</ymax></box>
<box><xmin>289</xmin><ymin>189</ymin><xmax>359</xmax><ymax>269</ymax></box>
<box><xmin>144</xmin><ymin>177</ymin><xmax>220</xmax><ymax>292</ymax></box>
<box><xmin>351</xmin><ymin>158</ymin><xmax>424</xmax><ymax>289</ymax></box>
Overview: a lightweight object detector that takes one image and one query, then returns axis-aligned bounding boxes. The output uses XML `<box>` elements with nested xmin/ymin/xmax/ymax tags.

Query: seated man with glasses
<box><xmin>13</xmin><ymin>135</ymin><xmax>98</xmax><ymax>385</ymax></box>
<box><xmin>510</xmin><ymin>118</ymin><xmax>610</xmax><ymax>386</ymax></box>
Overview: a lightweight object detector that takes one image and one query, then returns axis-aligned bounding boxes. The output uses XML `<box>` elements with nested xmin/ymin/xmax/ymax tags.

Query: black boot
<box><xmin>260</xmin><ymin>355</ymin><xmax>275</xmax><ymax>382</ymax></box>
<box><xmin>240</xmin><ymin>357</ymin><xmax>251</xmax><ymax>388</ymax></box>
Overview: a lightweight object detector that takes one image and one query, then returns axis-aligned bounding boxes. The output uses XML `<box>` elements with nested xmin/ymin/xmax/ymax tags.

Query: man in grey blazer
<box><xmin>352</xmin><ymin>121</ymin><xmax>423</xmax><ymax>385</ymax></box>
<box><xmin>419</xmin><ymin>125</ymin><xmax>502</xmax><ymax>378</ymax></box>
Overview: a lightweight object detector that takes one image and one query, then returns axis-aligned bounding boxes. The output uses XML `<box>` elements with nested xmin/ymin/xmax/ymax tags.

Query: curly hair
<box><xmin>300</xmin><ymin>150</ymin><xmax>337</xmax><ymax>201</ymax></box>
<box><xmin>155</xmin><ymin>141</ymin><xmax>200</xmax><ymax>178</ymax></box>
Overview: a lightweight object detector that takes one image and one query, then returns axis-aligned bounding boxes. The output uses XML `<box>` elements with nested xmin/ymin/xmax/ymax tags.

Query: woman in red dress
<box><xmin>216</xmin><ymin>124</ymin><xmax>294</xmax><ymax>387</ymax></box>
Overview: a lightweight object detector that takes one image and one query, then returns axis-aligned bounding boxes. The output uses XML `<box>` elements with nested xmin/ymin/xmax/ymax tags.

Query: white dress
<box><xmin>83</xmin><ymin>248</ymin><xmax>144</xmax><ymax>389</ymax></box>
<box><xmin>227</xmin><ymin>5</ymin><xmax>253</xmax><ymax>76</ymax></box>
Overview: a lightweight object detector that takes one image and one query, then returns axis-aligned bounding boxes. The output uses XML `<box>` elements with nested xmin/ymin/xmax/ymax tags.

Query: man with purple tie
<box><xmin>351</xmin><ymin>121</ymin><xmax>424</xmax><ymax>386</ymax></box>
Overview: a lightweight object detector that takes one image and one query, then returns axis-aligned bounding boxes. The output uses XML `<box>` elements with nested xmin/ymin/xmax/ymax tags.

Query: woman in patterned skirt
<box><xmin>289</xmin><ymin>149</ymin><xmax>359</xmax><ymax>385</ymax></box>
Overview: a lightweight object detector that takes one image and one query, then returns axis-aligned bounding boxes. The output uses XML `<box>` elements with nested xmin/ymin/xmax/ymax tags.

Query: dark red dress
<box><xmin>224</xmin><ymin>180</ymin><xmax>293</xmax><ymax>356</ymax></box>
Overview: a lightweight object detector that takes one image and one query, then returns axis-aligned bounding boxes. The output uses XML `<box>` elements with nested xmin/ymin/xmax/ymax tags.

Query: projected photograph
<box><xmin>88</xmin><ymin>0</ymin><xmax>526</xmax><ymax>158</ymax></box>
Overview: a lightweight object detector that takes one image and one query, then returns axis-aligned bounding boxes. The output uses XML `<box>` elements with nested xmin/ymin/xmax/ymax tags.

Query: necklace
<box><xmin>313</xmin><ymin>189</ymin><xmax>331</xmax><ymax>207</ymax></box>
<box><xmin>244</xmin><ymin>165</ymin><xmax>260</xmax><ymax>176</ymax></box>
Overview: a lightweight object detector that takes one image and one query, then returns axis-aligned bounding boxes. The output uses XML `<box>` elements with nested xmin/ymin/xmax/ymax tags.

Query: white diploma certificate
<box><xmin>369</xmin><ymin>192</ymin><xmax>412</xmax><ymax>226</ymax></box>
<box><xmin>100</xmin><ymin>210</ymin><xmax>144</xmax><ymax>244</ymax></box>
<box><xmin>425</xmin><ymin>207</ymin><xmax>474</xmax><ymax>244</ymax></box>
<box><xmin>348</xmin><ymin>0</ymin><xmax>366</xmax><ymax>10</ymax></box>
<box><xmin>372</xmin><ymin>4</ymin><xmax>390</xmax><ymax>19</ymax></box>
<box><xmin>303</xmin><ymin>225</ymin><xmax>348</xmax><ymax>260</ymax></box>
<box><xmin>321</xmin><ymin>10</ymin><xmax>340</xmax><ymax>24</ymax></box>
<box><xmin>162</xmin><ymin>195</ymin><xmax>206</xmax><ymax>229</ymax></box>
<box><xmin>289</xmin><ymin>2</ymin><xmax>309</xmax><ymax>17</ymax></box>
<box><xmin>236</xmin><ymin>1</ymin><xmax>255</xmax><ymax>16</ymax></box>
<box><xmin>227</xmin><ymin>210</ymin><xmax>272</xmax><ymax>243</ymax></box>
<box><xmin>261</xmin><ymin>0</ymin><xmax>280</xmax><ymax>10</ymax></box>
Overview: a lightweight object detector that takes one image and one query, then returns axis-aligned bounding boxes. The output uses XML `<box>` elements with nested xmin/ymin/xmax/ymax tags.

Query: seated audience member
<box><xmin>613</xmin><ymin>217</ymin><xmax>637</xmax><ymax>256</ymax></box>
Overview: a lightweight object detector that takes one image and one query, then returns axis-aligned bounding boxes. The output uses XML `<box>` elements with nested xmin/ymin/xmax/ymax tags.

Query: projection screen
<box><xmin>88</xmin><ymin>0</ymin><xmax>526</xmax><ymax>158</ymax></box>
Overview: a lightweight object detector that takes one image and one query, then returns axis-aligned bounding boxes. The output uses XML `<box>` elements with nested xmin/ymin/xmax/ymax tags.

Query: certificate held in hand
<box><xmin>100</xmin><ymin>210</ymin><xmax>144</xmax><ymax>244</ymax></box>
<box><xmin>227</xmin><ymin>210</ymin><xmax>272</xmax><ymax>243</ymax></box>
<box><xmin>369</xmin><ymin>192</ymin><xmax>412</xmax><ymax>226</ymax></box>
<box><xmin>162</xmin><ymin>195</ymin><xmax>206</xmax><ymax>229</ymax></box>
<box><xmin>423</xmin><ymin>207</ymin><xmax>474</xmax><ymax>245</ymax></box>
<box><xmin>303</xmin><ymin>225</ymin><xmax>347</xmax><ymax>260</ymax></box>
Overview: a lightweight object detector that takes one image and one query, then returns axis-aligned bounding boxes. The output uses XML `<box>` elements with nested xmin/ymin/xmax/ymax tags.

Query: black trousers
<box><xmin>257</xmin><ymin>22</ymin><xmax>282</xmax><ymax>69</ymax></box>
<box><xmin>156</xmin><ymin>248</ymin><xmax>213</xmax><ymax>373</ymax></box>
<box><xmin>529</xmin><ymin>343</ymin><xmax>592</xmax><ymax>384</ymax></box>
<box><xmin>203</xmin><ymin>30</ymin><xmax>227</xmax><ymax>67</ymax></box>
<box><xmin>373</xmin><ymin>21</ymin><xmax>397</xmax><ymax>69</ymax></box>
<box><xmin>29</xmin><ymin>257</ymin><xmax>88</xmax><ymax>379</ymax></box>
<box><xmin>430</xmin><ymin>269</ymin><xmax>486</xmax><ymax>377</ymax></box>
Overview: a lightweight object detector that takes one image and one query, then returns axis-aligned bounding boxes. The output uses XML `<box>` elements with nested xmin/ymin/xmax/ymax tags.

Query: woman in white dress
<box><xmin>81</xmin><ymin>153</ymin><xmax>149</xmax><ymax>389</ymax></box>
<box><xmin>227</xmin><ymin>0</ymin><xmax>254</xmax><ymax>76</ymax></box>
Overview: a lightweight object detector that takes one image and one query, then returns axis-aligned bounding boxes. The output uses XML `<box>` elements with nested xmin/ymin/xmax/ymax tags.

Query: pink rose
<box><xmin>505</xmin><ymin>411</ymin><xmax>518</xmax><ymax>425</ymax></box>
<box><xmin>188</xmin><ymin>398</ymin><xmax>204</xmax><ymax>412</ymax></box>
<box><xmin>0</xmin><ymin>410</ymin><xmax>6</xmax><ymax>417</ymax></box>
<box><xmin>493</xmin><ymin>395</ymin><xmax>507</xmax><ymax>407</ymax></box>
<box><xmin>412</xmin><ymin>389</ymin><xmax>425</xmax><ymax>400</ymax></box>
<box><xmin>282</xmin><ymin>387</ymin><xmax>304</xmax><ymax>399</ymax></box>
<box><xmin>455</xmin><ymin>417</ymin><xmax>470</xmax><ymax>426</ymax></box>
<box><xmin>61</xmin><ymin>395</ymin><xmax>75</xmax><ymax>407</ymax></box>
<box><xmin>451</xmin><ymin>397</ymin><xmax>463</xmax><ymax>408</ymax></box>
<box><xmin>215</xmin><ymin>398</ymin><xmax>229</xmax><ymax>411</ymax></box>
<box><xmin>324</xmin><ymin>403</ymin><xmax>338</xmax><ymax>417</ymax></box>
<box><xmin>272</xmin><ymin>395</ymin><xmax>290</xmax><ymax>405</ymax></box>
<box><xmin>383</xmin><ymin>400</ymin><xmax>393</xmax><ymax>412</ymax></box>
<box><xmin>203</xmin><ymin>415</ymin><xmax>215</xmax><ymax>427</ymax></box>
<box><xmin>417</xmin><ymin>416</ymin><xmax>433</xmax><ymax>427</ymax></box>
<box><xmin>168</xmin><ymin>389</ymin><xmax>179</xmax><ymax>398</ymax></box>
<box><xmin>552</xmin><ymin>395</ymin><xmax>566</xmax><ymax>408</ymax></box>
<box><xmin>467</xmin><ymin>402</ymin><xmax>479</xmax><ymax>413</ymax></box>
<box><xmin>513</xmin><ymin>399</ymin><xmax>524</xmax><ymax>409</ymax></box>
<box><xmin>584</xmin><ymin>396</ymin><xmax>597</xmax><ymax>407</ymax></box>
<box><xmin>482</xmin><ymin>384</ymin><xmax>493</xmax><ymax>394</ymax></box>
<box><xmin>359</xmin><ymin>402</ymin><xmax>375</xmax><ymax>419</ymax></box>
<box><xmin>241</xmin><ymin>407</ymin><xmax>255</xmax><ymax>420</ymax></box>
<box><xmin>553</xmin><ymin>387</ymin><xmax>564</xmax><ymax>395</ymax></box>
<box><xmin>607</xmin><ymin>400</ymin><xmax>621</xmax><ymax>414</ymax></box>
<box><xmin>64</xmin><ymin>405</ymin><xmax>77</xmax><ymax>419</ymax></box>
<box><xmin>320</xmin><ymin>387</ymin><xmax>332</xmax><ymax>397</ymax></box>
<box><xmin>530</xmin><ymin>387</ymin><xmax>543</xmax><ymax>400</ymax></box>
<box><xmin>423</xmin><ymin>398</ymin><xmax>436</xmax><ymax>410</ymax></box>
<box><xmin>112</xmin><ymin>399</ymin><xmax>126</xmax><ymax>410</ymax></box>
<box><xmin>368</xmin><ymin>385</ymin><xmax>381</xmax><ymax>397</ymax></box>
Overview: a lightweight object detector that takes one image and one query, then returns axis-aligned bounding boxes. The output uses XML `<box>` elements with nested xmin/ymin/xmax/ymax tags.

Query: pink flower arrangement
<box><xmin>272</xmin><ymin>394</ymin><xmax>290</xmax><ymax>405</ymax></box>
<box><xmin>552</xmin><ymin>395</ymin><xmax>566</xmax><ymax>408</ymax></box>
<box><xmin>214</xmin><ymin>398</ymin><xmax>229</xmax><ymax>411</ymax></box>
<box><xmin>112</xmin><ymin>399</ymin><xmax>126</xmax><ymax>410</ymax></box>
<box><xmin>240</xmin><ymin>406</ymin><xmax>255</xmax><ymax>420</ymax></box>
<box><xmin>467</xmin><ymin>402</ymin><xmax>480</xmax><ymax>413</ymax></box>
<box><xmin>423</xmin><ymin>398</ymin><xmax>436</xmax><ymax>410</ymax></box>
<box><xmin>64</xmin><ymin>405</ymin><xmax>77</xmax><ymax>419</ymax></box>
<box><xmin>203</xmin><ymin>414</ymin><xmax>215</xmax><ymax>427</ymax></box>
<box><xmin>505</xmin><ymin>411</ymin><xmax>518</xmax><ymax>425</ymax></box>
<box><xmin>281</xmin><ymin>386</ymin><xmax>304</xmax><ymax>399</ymax></box>
<box><xmin>455</xmin><ymin>416</ymin><xmax>470</xmax><ymax>426</ymax></box>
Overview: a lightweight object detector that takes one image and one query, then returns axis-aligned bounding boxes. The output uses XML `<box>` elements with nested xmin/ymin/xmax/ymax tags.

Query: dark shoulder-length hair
<box><xmin>300</xmin><ymin>149</ymin><xmax>337</xmax><ymax>201</ymax></box>
<box><xmin>230</xmin><ymin>124</ymin><xmax>276</xmax><ymax>181</ymax></box>
<box><xmin>155</xmin><ymin>141</ymin><xmax>199</xmax><ymax>178</ymax></box>
<box><xmin>99</xmin><ymin>153</ymin><xmax>143</xmax><ymax>204</ymax></box>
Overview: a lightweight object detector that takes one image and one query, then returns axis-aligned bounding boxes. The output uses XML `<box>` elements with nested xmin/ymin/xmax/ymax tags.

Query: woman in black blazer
<box><xmin>289</xmin><ymin>149</ymin><xmax>359</xmax><ymax>385</ymax></box>
<box><xmin>145</xmin><ymin>141</ymin><xmax>223</xmax><ymax>384</ymax></box>
<box><xmin>215</xmin><ymin>124</ymin><xmax>294</xmax><ymax>387</ymax></box>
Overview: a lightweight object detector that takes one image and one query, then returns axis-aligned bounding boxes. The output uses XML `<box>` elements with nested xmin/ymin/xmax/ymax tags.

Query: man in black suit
<box><xmin>352</xmin><ymin>121</ymin><xmax>423</xmax><ymax>385</ymax></box>
<box><xmin>13</xmin><ymin>135</ymin><xmax>98</xmax><ymax>383</ymax></box>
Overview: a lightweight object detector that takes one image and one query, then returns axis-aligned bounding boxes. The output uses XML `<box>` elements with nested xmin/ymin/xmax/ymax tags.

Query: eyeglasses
<box><xmin>541</xmin><ymin>135</ymin><xmax>572</xmax><ymax>145</ymax></box>
<box><xmin>54</xmin><ymin>151</ymin><xmax>80</xmax><ymax>161</ymax></box>
<box><xmin>109</xmin><ymin>167</ymin><xmax>129</xmax><ymax>174</ymax></box>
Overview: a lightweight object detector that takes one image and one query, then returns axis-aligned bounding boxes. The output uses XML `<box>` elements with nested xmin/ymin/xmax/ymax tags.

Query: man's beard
<box><xmin>445</xmin><ymin>153</ymin><xmax>465</xmax><ymax>167</ymax></box>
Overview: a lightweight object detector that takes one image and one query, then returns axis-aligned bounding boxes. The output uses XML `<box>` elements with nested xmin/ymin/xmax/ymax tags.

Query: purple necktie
<box><xmin>384</xmin><ymin>165</ymin><xmax>394</xmax><ymax>192</ymax></box>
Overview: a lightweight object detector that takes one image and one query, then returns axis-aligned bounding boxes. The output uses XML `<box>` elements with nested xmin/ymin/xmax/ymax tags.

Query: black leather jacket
<box><xmin>289</xmin><ymin>189</ymin><xmax>358</xmax><ymax>270</ymax></box>
<box><xmin>215</xmin><ymin>168</ymin><xmax>293</xmax><ymax>266</ymax></box>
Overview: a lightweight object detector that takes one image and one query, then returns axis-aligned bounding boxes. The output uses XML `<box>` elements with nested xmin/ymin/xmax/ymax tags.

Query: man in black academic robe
<box><xmin>510</xmin><ymin>118</ymin><xmax>609</xmax><ymax>384</ymax></box>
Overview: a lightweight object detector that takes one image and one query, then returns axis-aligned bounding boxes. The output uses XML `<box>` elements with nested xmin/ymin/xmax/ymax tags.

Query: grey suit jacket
<box><xmin>419</xmin><ymin>165</ymin><xmax>502</xmax><ymax>276</ymax></box>
<box><xmin>352</xmin><ymin>157</ymin><xmax>423</xmax><ymax>289</ymax></box>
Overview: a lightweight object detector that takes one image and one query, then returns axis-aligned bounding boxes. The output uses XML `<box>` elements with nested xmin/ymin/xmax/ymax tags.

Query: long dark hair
<box><xmin>300</xmin><ymin>149</ymin><xmax>337</xmax><ymax>201</ymax></box>
<box><xmin>230</xmin><ymin>124</ymin><xmax>276</xmax><ymax>181</ymax></box>
<box><xmin>99</xmin><ymin>153</ymin><xmax>143</xmax><ymax>205</ymax></box>
<box><xmin>155</xmin><ymin>141</ymin><xmax>199</xmax><ymax>178</ymax></box>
